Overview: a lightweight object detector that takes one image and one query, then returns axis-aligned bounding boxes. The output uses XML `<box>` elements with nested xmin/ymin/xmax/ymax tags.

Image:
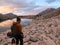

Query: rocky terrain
<box><xmin>0</xmin><ymin>8</ymin><xmax>60</xmax><ymax>45</ymax></box>
<box><xmin>22</xmin><ymin>14</ymin><xmax>60</xmax><ymax>45</ymax></box>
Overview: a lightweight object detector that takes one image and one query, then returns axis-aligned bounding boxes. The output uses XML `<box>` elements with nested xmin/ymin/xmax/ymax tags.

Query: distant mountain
<box><xmin>37</xmin><ymin>8</ymin><xmax>55</xmax><ymax>16</ymax></box>
<box><xmin>18</xmin><ymin>8</ymin><xmax>56</xmax><ymax>19</ymax></box>
<box><xmin>4</xmin><ymin>13</ymin><xmax>17</xmax><ymax>19</ymax></box>
<box><xmin>41</xmin><ymin>7</ymin><xmax>60</xmax><ymax>19</ymax></box>
<box><xmin>0</xmin><ymin>14</ymin><xmax>5</xmax><ymax>22</ymax></box>
<box><xmin>0</xmin><ymin>13</ymin><xmax>17</xmax><ymax>22</ymax></box>
<box><xmin>0</xmin><ymin>14</ymin><xmax>3</xmax><ymax>18</ymax></box>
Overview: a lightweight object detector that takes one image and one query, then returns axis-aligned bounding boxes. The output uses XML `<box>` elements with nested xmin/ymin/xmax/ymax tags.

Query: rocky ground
<box><xmin>0</xmin><ymin>15</ymin><xmax>60</xmax><ymax>45</ymax></box>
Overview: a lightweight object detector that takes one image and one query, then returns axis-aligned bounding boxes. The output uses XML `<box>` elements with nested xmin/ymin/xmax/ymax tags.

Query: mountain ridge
<box><xmin>0</xmin><ymin>13</ymin><xmax>17</xmax><ymax>22</ymax></box>
<box><xmin>37</xmin><ymin>8</ymin><xmax>55</xmax><ymax>16</ymax></box>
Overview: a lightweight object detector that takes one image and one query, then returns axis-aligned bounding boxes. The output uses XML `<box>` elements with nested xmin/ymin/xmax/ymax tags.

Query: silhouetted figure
<box><xmin>11</xmin><ymin>17</ymin><xmax>23</xmax><ymax>45</ymax></box>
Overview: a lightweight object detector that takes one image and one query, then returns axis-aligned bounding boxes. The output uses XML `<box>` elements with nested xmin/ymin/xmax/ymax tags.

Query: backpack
<box><xmin>11</xmin><ymin>22</ymin><xmax>20</xmax><ymax>36</ymax></box>
<box><xmin>7</xmin><ymin>31</ymin><xmax>12</xmax><ymax>38</ymax></box>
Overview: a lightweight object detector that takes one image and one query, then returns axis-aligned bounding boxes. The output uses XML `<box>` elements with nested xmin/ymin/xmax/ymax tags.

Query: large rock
<box><xmin>42</xmin><ymin>35</ymin><xmax>56</xmax><ymax>45</ymax></box>
<box><xmin>29</xmin><ymin>36</ymin><xmax>39</xmax><ymax>42</ymax></box>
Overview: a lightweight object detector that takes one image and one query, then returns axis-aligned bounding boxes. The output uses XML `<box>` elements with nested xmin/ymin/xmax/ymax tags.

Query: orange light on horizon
<box><xmin>0</xmin><ymin>6</ymin><xmax>14</xmax><ymax>14</ymax></box>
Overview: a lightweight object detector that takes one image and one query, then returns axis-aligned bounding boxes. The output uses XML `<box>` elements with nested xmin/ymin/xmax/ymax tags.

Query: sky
<box><xmin>0</xmin><ymin>0</ymin><xmax>60</xmax><ymax>15</ymax></box>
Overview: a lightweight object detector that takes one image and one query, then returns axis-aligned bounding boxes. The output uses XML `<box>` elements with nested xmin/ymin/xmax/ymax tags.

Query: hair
<box><xmin>16</xmin><ymin>16</ymin><xmax>21</xmax><ymax>22</ymax></box>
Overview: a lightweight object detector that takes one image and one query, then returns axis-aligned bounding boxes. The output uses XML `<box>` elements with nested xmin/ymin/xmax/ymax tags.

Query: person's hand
<box><xmin>21</xmin><ymin>33</ymin><xmax>24</xmax><ymax>38</ymax></box>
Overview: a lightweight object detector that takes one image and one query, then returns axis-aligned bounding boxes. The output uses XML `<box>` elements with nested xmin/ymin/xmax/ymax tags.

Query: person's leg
<box><xmin>15</xmin><ymin>36</ymin><xmax>19</xmax><ymax>45</ymax></box>
<box><xmin>20</xmin><ymin>37</ymin><xmax>23</xmax><ymax>45</ymax></box>
<box><xmin>11</xmin><ymin>38</ymin><xmax>13</xmax><ymax>45</ymax></box>
<box><xmin>19</xmin><ymin>34</ymin><xmax>23</xmax><ymax>45</ymax></box>
<box><xmin>11</xmin><ymin>38</ymin><xmax>15</xmax><ymax>45</ymax></box>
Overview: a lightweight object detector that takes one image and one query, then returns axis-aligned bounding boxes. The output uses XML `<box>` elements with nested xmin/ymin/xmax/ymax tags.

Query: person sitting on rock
<box><xmin>11</xmin><ymin>17</ymin><xmax>23</xmax><ymax>45</ymax></box>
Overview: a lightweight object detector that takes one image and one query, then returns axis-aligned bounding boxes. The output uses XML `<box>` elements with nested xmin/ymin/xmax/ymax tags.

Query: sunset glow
<box><xmin>0</xmin><ymin>6</ymin><xmax>14</xmax><ymax>13</ymax></box>
<box><xmin>0</xmin><ymin>0</ymin><xmax>60</xmax><ymax>15</ymax></box>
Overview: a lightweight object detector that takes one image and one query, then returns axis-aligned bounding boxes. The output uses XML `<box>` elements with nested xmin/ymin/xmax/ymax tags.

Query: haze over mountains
<box><xmin>0</xmin><ymin>7</ymin><xmax>60</xmax><ymax>22</ymax></box>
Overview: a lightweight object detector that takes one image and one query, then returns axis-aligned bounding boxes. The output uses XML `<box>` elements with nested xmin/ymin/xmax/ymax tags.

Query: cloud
<box><xmin>46</xmin><ymin>0</ymin><xmax>56</xmax><ymax>3</ymax></box>
<box><xmin>21</xmin><ymin>6</ymin><xmax>49</xmax><ymax>15</ymax></box>
<box><xmin>0</xmin><ymin>0</ymin><xmax>37</xmax><ymax>14</ymax></box>
<box><xmin>46</xmin><ymin>0</ymin><xmax>60</xmax><ymax>3</ymax></box>
<box><xmin>0</xmin><ymin>0</ymin><xmax>49</xmax><ymax>15</ymax></box>
<box><xmin>0</xmin><ymin>0</ymin><xmax>36</xmax><ymax>8</ymax></box>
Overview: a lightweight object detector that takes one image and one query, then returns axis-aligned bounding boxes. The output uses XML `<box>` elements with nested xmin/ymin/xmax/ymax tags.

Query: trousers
<box><xmin>12</xmin><ymin>32</ymin><xmax>23</xmax><ymax>45</ymax></box>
